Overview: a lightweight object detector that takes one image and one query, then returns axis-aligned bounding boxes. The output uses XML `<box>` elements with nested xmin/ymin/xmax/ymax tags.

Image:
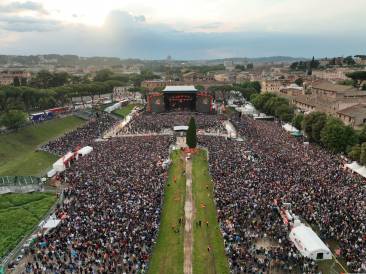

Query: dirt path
<box><xmin>184</xmin><ymin>156</ymin><xmax>194</xmax><ymax>274</ymax></box>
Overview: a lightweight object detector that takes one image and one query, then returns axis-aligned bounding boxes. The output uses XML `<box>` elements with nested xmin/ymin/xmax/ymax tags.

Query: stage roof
<box><xmin>163</xmin><ymin>85</ymin><xmax>197</xmax><ymax>94</ymax></box>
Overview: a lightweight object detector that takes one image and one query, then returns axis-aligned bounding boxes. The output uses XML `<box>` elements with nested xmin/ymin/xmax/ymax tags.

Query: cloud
<box><xmin>0</xmin><ymin>9</ymin><xmax>365</xmax><ymax>59</ymax></box>
<box><xmin>0</xmin><ymin>1</ymin><xmax>48</xmax><ymax>14</ymax></box>
<box><xmin>0</xmin><ymin>15</ymin><xmax>60</xmax><ymax>32</ymax></box>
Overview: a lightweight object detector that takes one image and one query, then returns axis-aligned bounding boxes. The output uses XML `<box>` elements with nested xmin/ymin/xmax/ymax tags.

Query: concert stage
<box><xmin>147</xmin><ymin>86</ymin><xmax>212</xmax><ymax>113</ymax></box>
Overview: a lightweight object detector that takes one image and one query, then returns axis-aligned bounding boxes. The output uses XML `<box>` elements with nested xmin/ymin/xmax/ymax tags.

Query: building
<box><xmin>182</xmin><ymin>72</ymin><xmax>214</xmax><ymax>83</ymax></box>
<box><xmin>290</xmin><ymin>81</ymin><xmax>366</xmax><ymax>127</ymax></box>
<box><xmin>214</xmin><ymin>72</ymin><xmax>236</xmax><ymax>82</ymax></box>
<box><xmin>312</xmin><ymin>68</ymin><xmax>357</xmax><ymax>81</ymax></box>
<box><xmin>261</xmin><ymin>79</ymin><xmax>286</xmax><ymax>93</ymax></box>
<box><xmin>0</xmin><ymin>70</ymin><xmax>31</xmax><ymax>86</ymax></box>
<box><xmin>113</xmin><ymin>86</ymin><xmax>142</xmax><ymax>101</ymax></box>
<box><xmin>337</xmin><ymin>104</ymin><xmax>366</xmax><ymax>128</ymax></box>
<box><xmin>279</xmin><ymin>84</ymin><xmax>304</xmax><ymax>96</ymax></box>
<box><xmin>141</xmin><ymin>80</ymin><xmax>166</xmax><ymax>91</ymax></box>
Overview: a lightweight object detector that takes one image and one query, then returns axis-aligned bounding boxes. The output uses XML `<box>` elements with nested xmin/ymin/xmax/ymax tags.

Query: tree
<box><xmin>302</xmin><ymin>112</ymin><xmax>325</xmax><ymax>142</ymax></box>
<box><xmin>348</xmin><ymin>144</ymin><xmax>361</xmax><ymax>161</ymax></box>
<box><xmin>346</xmin><ymin>71</ymin><xmax>366</xmax><ymax>88</ymax></box>
<box><xmin>186</xmin><ymin>117</ymin><xmax>197</xmax><ymax>148</ymax></box>
<box><xmin>358</xmin><ymin>125</ymin><xmax>366</xmax><ymax>143</ymax></box>
<box><xmin>292</xmin><ymin>113</ymin><xmax>304</xmax><ymax>130</ymax></box>
<box><xmin>0</xmin><ymin>110</ymin><xmax>27</xmax><ymax>130</ymax></box>
<box><xmin>235</xmin><ymin>65</ymin><xmax>246</xmax><ymax>71</ymax></box>
<box><xmin>360</xmin><ymin>143</ymin><xmax>366</xmax><ymax>165</ymax></box>
<box><xmin>294</xmin><ymin>78</ymin><xmax>303</xmax><ymax>87</ymax></box>
<box><xmin>13</xmin><ymin>77</ymin><xmax>21</xmax><ymax>87</ymax></box>
<box><xmin>311</xmin><ymin>113</ymin><xmax>327</xmax><ymax>143</ymax></box>
<box><xmin>320</xmin><ymin>117</ymin><xmax>358</xmax><ymax>153</ymax></box>
<box><xmin>246</xmin><ymin>63</ymin><xmax>254</xmax><ymax>70</ymax></box>
<box><xmin>343</xmin><ymin>56</ymin><xmax>355</xmax><ymax>66</ymax></box>
<box><xmin>94</xmin><ymin>69</ymin><xmax>114</xmax><ymax>82</ymax></box>
<box><xmin>195</xmin><ymin>85</ymin><xmax>205</xmax><ymax>92</ymax></box>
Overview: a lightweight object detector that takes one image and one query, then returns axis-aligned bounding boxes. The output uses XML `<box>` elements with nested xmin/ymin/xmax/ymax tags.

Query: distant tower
<box><xmin>166</xmin><ymin>55</ymin><xmax>173</xmax><ymax>81</ymax></box>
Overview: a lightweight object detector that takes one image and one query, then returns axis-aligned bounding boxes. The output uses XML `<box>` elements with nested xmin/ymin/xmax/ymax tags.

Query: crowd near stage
<box><xmin>147</xmin><ymin>85</ymin><xmax>213</xmax><ymax>113</ymax></box>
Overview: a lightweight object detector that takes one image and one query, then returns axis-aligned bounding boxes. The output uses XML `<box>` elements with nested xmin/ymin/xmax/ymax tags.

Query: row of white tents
<box><xmin>47</xmin><ymin>146</ymin><xmax>93</xmax><ymax>177</ymax></box>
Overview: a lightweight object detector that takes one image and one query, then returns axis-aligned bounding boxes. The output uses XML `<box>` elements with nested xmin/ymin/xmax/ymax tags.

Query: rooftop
<box><xmin>337</xmin><ymin>104</ymin><xmax>366</xmax><ymax>118</ymax></box>
<box><xmin>163</xmin><ymin>85</ymin><xmax>197</xmax><ymax>93</ymax></box>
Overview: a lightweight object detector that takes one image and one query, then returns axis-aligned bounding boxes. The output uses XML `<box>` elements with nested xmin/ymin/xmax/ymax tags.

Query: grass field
<box><xmin>148</xmin><ymin>150</ymin><xmax>186</xmax><ymax>274</ymax></box>
<box><xmin>112</xmin><ymin>104</ymin><xmax>141</xmax><ymax>118</ymax></box>
<box><xmin>0</xmin><ymin>116</ymin><xmax>85</xmax><ymax>176</ymax></box>
<box><xmin>192</xmin><ymin>150</ymin><xmax>230</xmax><ymax>274</ymax></box>
<box><xmin>0</xmin><ymin>192</ymin><xmax>57</xmax><ymax>259</ymax></box>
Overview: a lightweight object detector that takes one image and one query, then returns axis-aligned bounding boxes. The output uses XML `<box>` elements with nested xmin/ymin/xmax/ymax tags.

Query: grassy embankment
<box><xmin>0</xmin><ymin>192</ymin><xmax>57</xmax><ymax>259</ymax></box>
<box><xmin>192</xmin><ymin>150</ymin><xmax>230</xmax><ymax>274</ymax></box>
<box><xmin>0</xmin><ymin>116</ymin><xmax>85</xmax><ymax>176</ymax></box>
<box><xmin>148</xmin><ymin>150</ymin><xmax>186</xmax><ymax>274</ymax></box>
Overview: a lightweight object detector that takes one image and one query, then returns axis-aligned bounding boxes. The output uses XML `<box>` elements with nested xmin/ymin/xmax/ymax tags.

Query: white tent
<box><xmin>282</xmin><ymin>123</ymin><xmax>299</xmax><ymax>133</ymax></box>
<box><xmin>344</xmin><ymin>161</ymin><xmax>366</xmax><ymax>178</ymax></box>
<box><xmin>77</xmin><ymin>146</ymin><xmax>93</xmax><ymax>157</ymax></box>
<box><xmin>53</xmin><ymin>152</ymin><xmax>74</xmax><ymax>172</ymax></box>
<box><xmin>47</xmin><ymin>169</ymin><xmax>57</xmax><ymax>178</ymax></box>
<box><xmin>289</xmin><ymin>224</ymin><xmax>332</xmax><ymax>260</ymax></box>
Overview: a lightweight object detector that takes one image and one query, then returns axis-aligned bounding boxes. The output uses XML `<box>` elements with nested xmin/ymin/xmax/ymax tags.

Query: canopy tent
<box><xmin>77</xmin><ymin>146</ymin><xmax>93</xmax><ymax>157</ymax></box>
<box><xmin>289</xmin><ymin>224</ymin><xmax>332</xmax><ymax>260</ymax></box>
<box><xmin>345</xmin><ymin>161</ymin><xmax>366</xmax><ymax>178</ymax></box>
<box><xmin>53</xmin><ymin>152</ymin><xmax>74</xmax><ymax>172</ymax></box>
<box><xmin>47</xmin><ymin>169</ymin><xmax>57</xmax><ymax>178</ymax></box>
<box><xmin>282</xmin><ymin>123</ymin><xmax>299</xmax><ymax>133</ymax></box>
<box><xmin>104</xmin><ymin>99</ymin><xmax>129</xmax><ymax>113</ymax></box>
<box><xmin>291</xmin><ymin>131</ymin><xmax>303</xmax><ymax>137</ymax></box>
<box><xmin>173</xmin><ymin>126</ymin><xmax>188</xmax><ymax>131</ymax></box>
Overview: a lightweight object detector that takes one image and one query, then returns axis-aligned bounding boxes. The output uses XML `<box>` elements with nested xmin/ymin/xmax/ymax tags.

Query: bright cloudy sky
<box><xmin>0</xmin><ymin>0</ymin><xmax>365</xmax><ymax>59</ymax></box>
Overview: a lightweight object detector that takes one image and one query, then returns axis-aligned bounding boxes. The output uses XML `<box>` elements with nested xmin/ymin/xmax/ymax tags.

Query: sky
<box><xmin>0</xmin><ymin>0</ymin><xmax>365</xmax><ymax>59</ymax></box>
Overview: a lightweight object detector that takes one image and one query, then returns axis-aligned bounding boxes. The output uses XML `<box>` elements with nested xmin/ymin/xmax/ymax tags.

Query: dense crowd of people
<box><xmin>25</xmin><ymin>135</ymin><xmax>172</xmax><ymax>273</ymax></box>
<box><xmin>41</xmin><ymin>113</ymin><xmax>119</xmax><ymax>156</ymax></box>
<box><xmin>199</xmin><ymin>116</ymin><xmax>366</xmax><ymax>273</ymax></box>
<box><xmin>18</xmin><ymin>109</ymin><xmax>366</xmax><ymax>273</ymax></box>
<box><xmin>119</xmin><ymin>112</ymin><xmax>226</xmax><ymax>135</ymax></box>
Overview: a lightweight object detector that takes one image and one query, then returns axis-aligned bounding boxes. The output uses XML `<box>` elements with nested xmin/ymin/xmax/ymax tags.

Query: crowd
<box><xmin>20</xmin><ymin>110</ymin><xmax>366</xmax><ymax>273</ymax></box>
<box><xmin>199</xmin><ymin>116</ymin><xmax>366</xmax><ymax>273</ymax></box>
<box><xmin>24</xmin><ymin>135</ymin><xmax>172</xmax><ymax>273</ymax></box>
<box><xmin>119</xmin><ymin>112</ymin><xmax>226</xmax><ymax>135</ymax></box>
<box><xmin>41</xmin><ymin>113</ymin><xmax>119</xmax><ymax>156</ymax></box>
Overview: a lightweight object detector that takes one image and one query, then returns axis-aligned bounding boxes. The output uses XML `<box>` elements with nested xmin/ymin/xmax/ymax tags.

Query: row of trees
<box><xmin>250</xmin><ymin>93</ymin><xmax>294</xmax><ymax>122</ymax></box>
<box><xmin>0</xmin><ymin>81</ymin><xmax>125</xmax><ymax>113</ymax></box>
<box><xmin>249</xmin><ymin>93</ymin><xmax>362</xmax><ymax>154</ymax></box>
<box><xmin>298</xmin><ymin>112</ymin><xmax>358</xmax><ymax>153</ymax></box>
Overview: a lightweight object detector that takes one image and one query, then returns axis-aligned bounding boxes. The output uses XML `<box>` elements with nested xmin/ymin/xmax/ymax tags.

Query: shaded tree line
<box><xmin>250</xmin><ymin>93</ymin><xmax>294</xmax><ymax>122</ymax></box>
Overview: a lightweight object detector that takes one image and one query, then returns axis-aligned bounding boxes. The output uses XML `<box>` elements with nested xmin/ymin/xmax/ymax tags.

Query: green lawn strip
<box><xmin>0</xmin><ymin>192</ymin><xmax>57</xmax><ymax>259</ymax></box>
<box><xmin>0</xmin><ymin>116</ymin><xmax>85</xmax><ymax>176</ymax></box>
<box><xmin>192</xmin><ymin>150</ymin><xmax>230</xmax><ymax>274</ymax></box>
<box><xmin>148</xmin><ymin>150</ymin><xmax>186</xmax><ymax>274</ymax></box>
<box><xmin>112</xmin><ymin>104</ymin><xmax>141</xmax><ymax>118</ymax></box>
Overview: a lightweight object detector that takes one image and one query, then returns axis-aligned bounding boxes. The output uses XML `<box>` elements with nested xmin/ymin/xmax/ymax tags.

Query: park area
<box><xmin>112</xmin><ymin>104</ymin><xmax>141</xmax><ymax>118</ymax></box>
<box><xmin>0</xmin><ymin>116</ymin><xmax>85</xmax><ymax>176</ymax></box>
<box><xmin>148</xmin><ymin>149</ymin><xmax>229</xmax><ymax>274</ymax></box>
<box><xmin>0</xmin><ymin>192</ymin><xmax>57</xmax><ymax>259</ymax></box>
<box><xmin>192</xmin><ymin>150</ymin><xmax>230</xmax><ymax>274</ymax></box>
<box><xmin>148</xmin><ymin>150</ymin><xmax>186</xmax><ymax>274</ymax></box>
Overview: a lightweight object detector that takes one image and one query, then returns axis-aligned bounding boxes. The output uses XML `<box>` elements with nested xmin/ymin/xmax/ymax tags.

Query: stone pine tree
<box><xmin>186</xmin><ymin>117</ymin><xmax>197</xmax><ymax>148</ymax></box>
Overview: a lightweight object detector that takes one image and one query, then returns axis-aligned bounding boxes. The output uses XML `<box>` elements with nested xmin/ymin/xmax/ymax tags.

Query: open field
<box><xmin>112</xmin><ymin>104</ymin><xmax>141</xmax><ymax>118</ymax></box>
<box><xmin>0</xmin><ymin>116</ymin><xmax>85</xmax><ymax>176</ymax></box>
<box><xmin>0</xmin><ymin>192</ymin><xmax>57</xmax><ymax>259</ymax></box>
<box><xmin>148</xmin><ymin>150</ymin><xmax>186</xmax><ymax>274</ymax></box>
<box><xmin>192</xmin><ymin>150</ymin><xmax>230</xmax><ymax>274</ymax></box>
